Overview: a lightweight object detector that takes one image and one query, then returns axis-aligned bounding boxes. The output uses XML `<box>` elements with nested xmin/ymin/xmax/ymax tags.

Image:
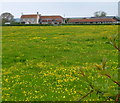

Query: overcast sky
<box><xmin>1</xmin><ymin>0</ymin><xmax>120</xmax><ymax>2</ymax></box>
<box><xmin>0</xmin><ymin>1</ymin><xmax>119</xmax><ymax>18</ymax></box>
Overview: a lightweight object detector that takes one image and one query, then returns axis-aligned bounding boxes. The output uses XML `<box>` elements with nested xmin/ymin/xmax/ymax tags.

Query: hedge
<box><xmin>1</xmin><ymin>24</ymin><xmax>54</xmax><ymax>26</ymax></box>
<box><xmin>1</xmin><ymin>23</ymin><xmax>120</xmax><ymax>26</ymax></box>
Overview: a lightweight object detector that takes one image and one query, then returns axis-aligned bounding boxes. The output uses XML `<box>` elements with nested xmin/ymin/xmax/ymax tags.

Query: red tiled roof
<box><xmin>21</xmin><ymin>15</ymin><xmax>39</xmax><ymax>18</ymax></box>
<box><xmin>68</xmin><ymin>18</ymin><xmax>117</xmax><ymax>23</ymax></box>
<box><xmin>41</xmin><ymin>16</ymin><xmax>63</xmax><ymax>19</ymax></box>
<box><xmin>41</xmin><ymin>16</ymin><xmax>63</xmax><ymax>22</ymax></box>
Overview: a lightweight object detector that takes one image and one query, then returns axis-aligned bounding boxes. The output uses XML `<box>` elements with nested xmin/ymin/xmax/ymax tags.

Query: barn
<box><xmin>67</xmin><ymin>17</ymin><xmax>119</xmax><ymax>24</ymax></box>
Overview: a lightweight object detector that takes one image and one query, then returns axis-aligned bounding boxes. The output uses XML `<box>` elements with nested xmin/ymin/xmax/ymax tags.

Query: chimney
<box><xmin>37</xmin><ymin>12</ymin><xmax>39</xmax><ymax>15</ymax></box>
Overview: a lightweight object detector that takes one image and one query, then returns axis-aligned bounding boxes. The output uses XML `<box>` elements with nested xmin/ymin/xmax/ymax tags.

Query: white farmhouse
<box><xmin>20</xmin><ymin>12</ymin><xmax>40</xmax><ymax>24</ymax></box>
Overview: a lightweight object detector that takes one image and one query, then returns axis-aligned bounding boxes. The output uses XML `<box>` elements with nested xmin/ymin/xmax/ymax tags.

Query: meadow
<box><xmin>2</xmin><ymin>25</ymin><xmax>118</xmax><ymax>101</ymax></box>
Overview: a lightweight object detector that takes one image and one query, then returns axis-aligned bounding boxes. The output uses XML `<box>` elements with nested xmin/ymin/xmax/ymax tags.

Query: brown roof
<box><xmin>68</xmin><ymin>18</ymin><xmax>117</xmax><ymax>23</ymax></box>
<box><xmin>41</xmin><ymin>16</ymin><xmax>63</xmax><ymax>19</ymax></box>
<box><xmin>21</xmin><ymin>15</ymin><xmax>39</xmax><ymax>18</ymax></box>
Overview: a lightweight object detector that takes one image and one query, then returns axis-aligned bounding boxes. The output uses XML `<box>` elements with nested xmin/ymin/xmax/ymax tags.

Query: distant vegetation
<box><xmin>94</xmin><ymin>11</ymin><xmax>107</xmax><ymax>17</ymax></box>
<box><xmin>0</xmin><ymin>12</ymin><xmax>14</xmax><ymax>24</ymax></box>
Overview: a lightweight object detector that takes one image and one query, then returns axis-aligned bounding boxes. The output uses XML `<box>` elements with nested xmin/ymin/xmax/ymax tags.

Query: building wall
<box><xmin>21</xmin><ymin>15</ymin><xmax>65</xmax><ymax>24</ymax></box>
<box><xmin>41</xmin><ymin>22</ymin><xmax>48</xmax><ymax>24</ymax></box>
<box><xmin>36</xmin><ymin>15</ymin><xmax>40</xmax><ymax>24</ymax></box>
<box><xmin>21</xmin><ymin>18</ymin><xmax>38</xmax><ymax>24</ymax></box>
<box><xmin>41</xmin><ymin>18</ymin><xmax>64</xmax><ymax>24</ymax></box>
<box><xmin>21</xmin><ymin>15</ymin><xmax>40</xmax><ymax>24</ymax></box>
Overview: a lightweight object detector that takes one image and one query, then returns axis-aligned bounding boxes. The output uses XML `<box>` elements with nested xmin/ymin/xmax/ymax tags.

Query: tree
<box><xmin>94</xmin><ymin>11</ymin><xmax>107</xmax><ymax>17</ymax></box>
<box><xmin>0</xmin><ymin>12</ymin><xmax>14</xmax><ymax>24</ymax></box>
<box><xmin>64</xmin><ymin>18</ymin><xmax>70</xmax><ymax>24</ymax></box>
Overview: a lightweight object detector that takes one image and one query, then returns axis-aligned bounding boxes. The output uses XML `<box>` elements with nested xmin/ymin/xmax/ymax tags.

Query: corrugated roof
<box><xmin>68</xmin><ymin>18</ymin><xmax>117</xmax><ymax>22</ymax></box>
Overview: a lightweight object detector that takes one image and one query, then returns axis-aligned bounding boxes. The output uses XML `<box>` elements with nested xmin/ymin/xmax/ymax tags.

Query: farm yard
<box><xmin>2</xmin><ymin>25</ymin><xmax>118</xmax><ymax>101</ymax></box>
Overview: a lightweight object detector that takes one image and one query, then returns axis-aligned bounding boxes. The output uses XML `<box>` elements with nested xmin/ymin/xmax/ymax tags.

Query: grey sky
<box><xmin>1</xmin><ymin>2</ymin><xmax>118</xmax><ymax>18</ymax></box>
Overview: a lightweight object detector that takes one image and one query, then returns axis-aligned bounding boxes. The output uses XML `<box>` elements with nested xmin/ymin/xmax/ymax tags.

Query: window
<box><xmin>31</xmin><ymin>18</ymin><xmax>35</xmax><ymax>21</ymax></box>
<box><xmin>22</xmin><ymin>18</ymin><xmax>25</xmax><ymax>21</ymax></box>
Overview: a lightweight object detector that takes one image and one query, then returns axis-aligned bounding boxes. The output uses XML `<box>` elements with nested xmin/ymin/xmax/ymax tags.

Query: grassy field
<box><xmin>2</xmin><ymin>25</ymin><xmax>118</xmax><ymax>101</ymax></box>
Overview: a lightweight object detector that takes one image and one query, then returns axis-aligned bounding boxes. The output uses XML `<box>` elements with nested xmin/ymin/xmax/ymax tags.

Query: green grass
<box><xmin>2</xmin><ymin>25</ymin><xmax>118</xmax><ymax>101</ymax></box>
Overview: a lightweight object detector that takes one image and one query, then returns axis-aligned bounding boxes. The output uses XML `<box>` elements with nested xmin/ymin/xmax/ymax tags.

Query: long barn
<box><xmin>67</xmin><ymin>17</ymin><xmax>119</xmax><ymax>24</ymax></box>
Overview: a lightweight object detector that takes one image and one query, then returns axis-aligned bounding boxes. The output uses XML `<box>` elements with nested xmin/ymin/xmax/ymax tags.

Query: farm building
<box><xmin>20</xmin><ymin>13</ymin><xmax>119</xmax><ymax>24</ymax></box>
<box><xmin>67</xmin><ymin>16</ymin><xmax>119</xmax><ymax>24</ymax></box>
<box><xmin>20</xmin><ymin>12</ymin><xmax>40</xmax><ymax>24</ymax></box>
<box><xmin>20</xmin><ymin>13</ymin><xmax>64</xmax><ymax>24</ymax></box>
<box><xmin>40</xmin><ymin>16</ymin><xmax>64</xmax><ymax>24</ymax></box>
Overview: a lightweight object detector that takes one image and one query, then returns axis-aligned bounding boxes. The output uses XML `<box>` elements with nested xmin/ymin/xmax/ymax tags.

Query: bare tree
<box><xmin>0</xmin><ymin>12</ymin><xmax>14</xmax><ymax>24</ymax></box>
<box><xmin>65</xmin><ymin>18</ymin><xmax>70</xmax><ymax>24</ymax></box>
<box><xmin>94</xmin><ymin>11</ymin><xmax>107</xmax><ymax>17</ymax></box>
